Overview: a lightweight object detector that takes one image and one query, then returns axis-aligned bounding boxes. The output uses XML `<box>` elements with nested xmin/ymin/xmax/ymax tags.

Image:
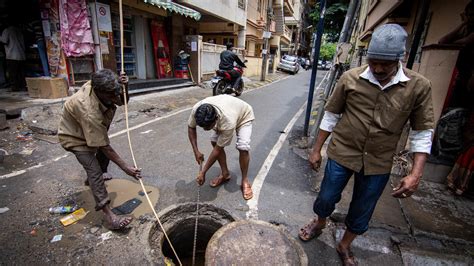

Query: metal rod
<box><xmin>192</xmin><ymin>162</ymin><xmax>202</xmax><ymax>266</ymax></box>
<box><xmin>303</xmin><ymin>0</ymin><xmax>326</xmax><ymax>136</ymax></box>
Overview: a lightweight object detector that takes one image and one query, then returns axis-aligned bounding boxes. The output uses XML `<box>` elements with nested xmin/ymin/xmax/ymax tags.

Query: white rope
<box><xmin>118</xmin><ymin>1</ymin><xmax>182</xmax><ymax>265</ymax></box>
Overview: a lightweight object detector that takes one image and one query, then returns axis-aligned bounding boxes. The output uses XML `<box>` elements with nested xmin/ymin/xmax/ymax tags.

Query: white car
<box><xmin>277</xmin><ymin>55</ymin><xmax>300</xmax><ymax>74</ymax></box>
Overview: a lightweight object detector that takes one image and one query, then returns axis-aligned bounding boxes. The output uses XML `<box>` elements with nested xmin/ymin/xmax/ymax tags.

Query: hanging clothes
<box><xmin>59</xmin><ymin>0</ymin><xmax>94</xmax><ymax>57</ymax></box>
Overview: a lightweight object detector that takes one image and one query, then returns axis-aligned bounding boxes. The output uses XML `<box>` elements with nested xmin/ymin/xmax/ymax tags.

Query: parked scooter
<box><xmin>211</xmin><ymin>60</ymin><xmax>247</xmax><ymax>96</ymax></box>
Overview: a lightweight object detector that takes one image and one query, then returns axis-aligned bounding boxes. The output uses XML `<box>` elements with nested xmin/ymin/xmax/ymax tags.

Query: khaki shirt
<box><xmin>58</xmin><ymin>81</ymin><xmax>116</xmax><ymax>152</ymax></box>
<box><xmin>326</xmin><ymin>65</ymin><xmax>434</xmax><ymax>175</ymax></box>
<box><xmin>188</xmin><ymin>95</ymin><xmax>255</xmax><ymax>147</ymax></box>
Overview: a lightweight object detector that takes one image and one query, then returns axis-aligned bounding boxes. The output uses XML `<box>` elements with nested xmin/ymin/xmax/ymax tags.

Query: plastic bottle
<box><xmin>48</xmin><ymin>206</ymin><xmax>76</xmax><ymax>214</ymax></box>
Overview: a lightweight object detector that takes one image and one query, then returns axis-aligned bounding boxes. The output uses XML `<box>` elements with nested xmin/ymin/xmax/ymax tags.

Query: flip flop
<box><xmin>336</xmin><ymin>245</ymin><xmax>357</xmax><ymax>266</ymax></box>
<box><xmin>210</xmin><ymin>175</ymin><xmax>231</xmax><ymax>188</ymax></box>
<box><xmin>241</xmin><ymin>183</ymin><xmax>253</xmax><ymax>200</ymax></box>
<box><xmin>298</xmin><ymin>218</ymin><xmax>325</xmax><ymax>241</ymax></box>
<box><xmin>105</xmin><ymin>216</ymin><xmax>133</xmax><ymax>230</ymax></box>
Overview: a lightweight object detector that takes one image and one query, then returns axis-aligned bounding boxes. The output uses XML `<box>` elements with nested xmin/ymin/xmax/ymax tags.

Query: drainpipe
<box><xmin>89</xmin><ymin>1</ymin><xmax>103</xmax><ymax>70</ymax></box>
<box><xmin>260</xmin><ymin>0</ymin><xmax>273</xmax><ymax>81</ymax></box>
<box><xmin>406</xmin><ymin>0</ymin><xmax>430</xmax><ymax>69</ymax></box>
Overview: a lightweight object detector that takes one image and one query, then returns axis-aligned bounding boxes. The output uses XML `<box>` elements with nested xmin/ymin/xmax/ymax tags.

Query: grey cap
<box><xmin>367</xmin><ymin>24</ymin><xmax>407</xmax><ymax>61</ymax></box>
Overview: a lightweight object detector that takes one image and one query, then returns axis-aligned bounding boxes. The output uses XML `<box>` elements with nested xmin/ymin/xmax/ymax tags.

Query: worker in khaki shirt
<box><xmin>58</xmin><ymin>69</ymin><xmax>141</xmax><ymax>230</ymax></box>
<box><xmin>299</xmin><ymin>24</ymin><xmax>434</xmax><ymax>265</ymax></box>
<box><xmin>188</xmin><ymin>95</ymin><xmax>255</xmax><ymax>200</ymax></box>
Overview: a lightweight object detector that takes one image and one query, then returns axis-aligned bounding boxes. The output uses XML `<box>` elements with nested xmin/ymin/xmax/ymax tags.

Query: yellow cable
<box><xmin>119</xmin><ymin>1</ymin><xmax>182</xmax><ymax>265</ymax></box>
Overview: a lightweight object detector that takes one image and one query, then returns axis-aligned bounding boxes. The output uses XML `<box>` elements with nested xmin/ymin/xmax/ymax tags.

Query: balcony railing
<box><xmin>282</xmin><ymin>25</ymin><xmax>292</xmax><ymax>42</ymax></box>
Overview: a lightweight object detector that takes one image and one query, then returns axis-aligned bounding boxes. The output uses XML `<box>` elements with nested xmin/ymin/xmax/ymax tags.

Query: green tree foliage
<box><xmin>309</xmin><ymin>0</ymin><xmax>349</xmax><ymax>42</ymax></box>
<box><xmin>320</xmin><ymin>42</ymin><xmax>337</xmax><ymax>61</ymax></box>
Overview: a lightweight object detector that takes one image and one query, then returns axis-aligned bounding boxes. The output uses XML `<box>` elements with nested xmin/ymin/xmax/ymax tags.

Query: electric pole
<box><xmin>260</xmin><ymin>0</ymin><xmax>272</xmax><ymax>81</ymax></box>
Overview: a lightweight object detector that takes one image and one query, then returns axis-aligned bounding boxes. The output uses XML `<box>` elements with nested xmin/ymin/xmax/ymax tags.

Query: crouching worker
<box><xmin>188</xmin><ymin>95</ymin><xmax>255</xmax><ymax>200</ymax></box>
<box><xmin>58</xmin><ymin>69</ymin><xmax>141</xmax><ymax>230</ymax></box>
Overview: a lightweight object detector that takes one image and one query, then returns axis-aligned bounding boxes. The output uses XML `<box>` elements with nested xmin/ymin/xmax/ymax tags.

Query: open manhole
<box><xmin>149</xmin><ymin>203</ymin><xmax>235</xmax><ymax>266</ymax></box>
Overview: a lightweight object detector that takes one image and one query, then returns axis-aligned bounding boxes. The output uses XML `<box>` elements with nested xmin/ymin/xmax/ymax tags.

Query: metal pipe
<box><xmin>303</xmin><ymin>0</ymin><xmax>326</xmax><ymax>136</ymax></box>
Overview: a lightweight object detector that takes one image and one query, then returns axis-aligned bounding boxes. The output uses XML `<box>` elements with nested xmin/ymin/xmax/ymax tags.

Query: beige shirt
<box><xmin>325</xmin><ymin>65</ymin><xmax>434</xmax><ymax>175</ymax></box>
<box><xmin>188</xmin><ymin>95</ymin><xmax>255</xmax><ymax>147</ymax></box>
<box><xmin>58</xmin><ymin>81</ymin><xmax>116</xmax><ymax>152</ymax></box>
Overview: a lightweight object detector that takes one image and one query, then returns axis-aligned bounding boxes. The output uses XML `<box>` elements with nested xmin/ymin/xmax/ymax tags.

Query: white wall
<box><xmin>177</xmin><ymin>0</ymin><xmax>247</xmax><ymax>26</ymax></box>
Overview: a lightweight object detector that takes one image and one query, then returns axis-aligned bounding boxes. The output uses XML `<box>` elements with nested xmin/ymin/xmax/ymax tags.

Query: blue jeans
<box><xmin>313</xmin><ymin>159</ymin><xmax>390</xmax><ymax>235</ymax></box>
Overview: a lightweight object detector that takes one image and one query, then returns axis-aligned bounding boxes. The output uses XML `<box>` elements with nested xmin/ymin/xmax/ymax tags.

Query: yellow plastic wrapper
<box><xmin>60</xmin><ymin>208</ymin><xmax>89</xmax><ymax>226</ymax></box>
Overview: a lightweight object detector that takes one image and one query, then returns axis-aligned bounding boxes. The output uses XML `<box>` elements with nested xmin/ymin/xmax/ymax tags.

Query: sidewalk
<box><xmin>0</xmin><ymin>72</ymin><xmax>291</xmax><ymax>117</ymax></box>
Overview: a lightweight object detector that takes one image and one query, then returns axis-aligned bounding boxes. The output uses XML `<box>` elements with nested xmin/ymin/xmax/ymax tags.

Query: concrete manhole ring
<box><xmin>148</xmin><ymin>203</ymin><xmax>236</xmax><ymax>265</ymax></box>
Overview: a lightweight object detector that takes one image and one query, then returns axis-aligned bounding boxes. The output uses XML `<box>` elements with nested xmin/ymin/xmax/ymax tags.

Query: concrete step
<box><xmin>128</xmin><ymin>78</ymin><xmax>192</xmax><ymax>91</ymax></box>
<box><xmin>128</xmin><ymin>81</ymin><xmax>195</xmax><ymax>95</ymax></box>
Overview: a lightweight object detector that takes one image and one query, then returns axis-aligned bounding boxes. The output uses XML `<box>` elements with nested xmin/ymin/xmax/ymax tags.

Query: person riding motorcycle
<box><xmin>219</xmin><ymin>42</ymin><xmax>246</xmax><ymax>90</ymax></box>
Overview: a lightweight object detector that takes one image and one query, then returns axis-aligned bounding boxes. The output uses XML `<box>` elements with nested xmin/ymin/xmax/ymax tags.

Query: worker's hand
<box><xmin>309</xmin><ymin>150</ymin><xmax>322</xmax><ymax>171</ymax></box>
<box><xmin>196</xmin><ymin>171</ymin><xmax>205</xmax><ymax>186</ymax></box>
<box><xmin>119</xmin><ymin>71</ymin><xmax>129</xmax><ymax>85</ymax></box>
<box><xmin>391</xmin><ymin>174</ymin><xmax>420</xmax><ymax>198</ymax></box>
<box><xmin>194</xmin><ymin>151</ymin><xmax>204</xmax><ymax>165</ymax></box>
<box><xmin>122</xmin><ymin>165</ymin><xmax>142</xmax><ymax>180</ymax></box>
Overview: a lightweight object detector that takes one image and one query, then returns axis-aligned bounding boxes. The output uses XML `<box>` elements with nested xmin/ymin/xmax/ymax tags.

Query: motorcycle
<box><xmin>211</xmin><ymin>60</ymin><xmax>247</xmax><ymax>97</ymax></box>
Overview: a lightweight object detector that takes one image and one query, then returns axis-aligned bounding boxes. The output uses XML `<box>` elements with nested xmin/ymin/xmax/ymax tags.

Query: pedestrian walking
<box><xmin>299</xmin><ymin>24</ymin><xmax>435</xmax><ymax>265</ymax></box>
<box><xmin>58</xmin><ymin>69</ymin><xmax>141</xmax><ymax>230</ymax></box>
<box><xmin>188</xmin><ymin>95</ymin><xmax>254</xmax><ymax>200</ymax></box>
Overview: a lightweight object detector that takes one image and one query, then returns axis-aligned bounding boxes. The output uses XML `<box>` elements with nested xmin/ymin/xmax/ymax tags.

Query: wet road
<box><xmin>107</xmin><ymin>70</ymin><xmax>322</xmax><ymax>216</ymax></box>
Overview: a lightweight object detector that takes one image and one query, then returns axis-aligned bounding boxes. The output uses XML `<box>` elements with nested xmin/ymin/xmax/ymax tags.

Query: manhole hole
<box><xmin>149</xmin><ymin>203</ymin><xmax>235</xmax><ymax>266</ymax></box>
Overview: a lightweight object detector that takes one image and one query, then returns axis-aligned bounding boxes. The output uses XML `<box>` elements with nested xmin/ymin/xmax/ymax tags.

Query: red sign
<box><xmin>150</xmin><ymin>20</ymin><xmax>172</xmax><ymax>79</ymax></box>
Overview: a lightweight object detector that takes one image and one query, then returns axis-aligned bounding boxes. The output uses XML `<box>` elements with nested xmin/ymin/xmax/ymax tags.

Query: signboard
<box><xmin>263</xmin><ymin>31</ymin><xmax>272</xmax><ymax>39</ymax></box>
<box><xmin>96</xmin><ymin>3</ymin><xmax>112</xmax><ymax>32</ymax></box>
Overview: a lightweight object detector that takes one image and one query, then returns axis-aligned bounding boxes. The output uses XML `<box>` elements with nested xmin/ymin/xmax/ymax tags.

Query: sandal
<box><xmin>241</xmin><ymin>183</ymin><xmax>253</xmax><ymax>200</ymax></box>
<box><xmin>105</xmin><ymin>216</ymin><xmax>133</xmax><ymax>230</ymax></box>
<box><xmin>210</xmin><ymin>175</ymin><xmax>231</xmax><ymax>188</ymax></box>
<box><xmin>336</xmin><ymin>245</ymin><xmax>357</xmax><ymax>266</ymax></box>
<box><xmin>298</xmin><ymin>218</ymin><xmax>325</xmax><ymax>241</ymax></box>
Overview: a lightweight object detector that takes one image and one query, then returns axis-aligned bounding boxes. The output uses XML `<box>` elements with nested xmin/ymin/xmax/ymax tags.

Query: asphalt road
<box><xmin>107</xmin><ymin>69</ymin><xmax>324</xmax><ymax>217</ymax></box>
<box><xmin>0</xmin><ymin>69</ymin><xmax>333</xmax><ymax>264</ymax></box>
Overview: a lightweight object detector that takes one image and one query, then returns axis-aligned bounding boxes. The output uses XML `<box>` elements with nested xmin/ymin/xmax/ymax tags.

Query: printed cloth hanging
<box><xmin>59</xmin><ymin>0</ymin><xmax>94</xmax><ymax>57</ymax></box>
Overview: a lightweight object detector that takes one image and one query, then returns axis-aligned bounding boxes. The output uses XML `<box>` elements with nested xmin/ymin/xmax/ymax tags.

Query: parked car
<box><xmin>317</xmin><ymin>60</ymin><xmax>332</xmax><ymax>70</ymax></box>
<box><xmin>277</xmin><ymin>55</ymin><xmax>300</xmax><ymax>74</ymax></box>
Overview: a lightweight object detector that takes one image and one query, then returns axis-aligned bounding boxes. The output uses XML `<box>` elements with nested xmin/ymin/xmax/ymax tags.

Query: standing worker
<box><xmin>298</xmin><ymin>24</ymin><xmax>434</xmax><ymax>265</ymax></box>
<box><xmin>0</xmin><ymin>20</ymin><xmax>26</xmax><ymax>91</ymax></box>
<box><xmin>188</xmin><ymin>95</ymin><xmax>254</xmax><ymax>200</ymax></box>
<box><xmin>58</xmin><ymin>69</ymin><xmax>141</xmax><ymax>230</ymax></box>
